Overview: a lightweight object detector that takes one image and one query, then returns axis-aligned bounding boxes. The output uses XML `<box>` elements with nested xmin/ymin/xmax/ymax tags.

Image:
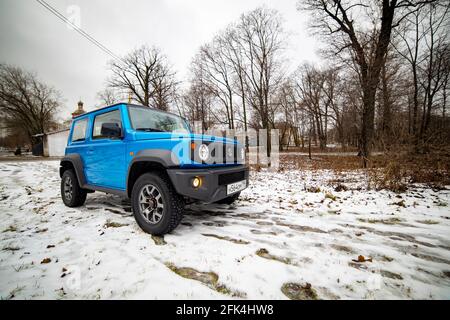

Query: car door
<box><xmin>83</xmin><ymin>108</ymin><xmax>126</xmax><ymax>190</ymax></box>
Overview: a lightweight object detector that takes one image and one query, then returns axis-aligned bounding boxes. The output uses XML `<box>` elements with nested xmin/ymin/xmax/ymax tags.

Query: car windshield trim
<box><xmin>128</xmin><ymin>106</ymin><xmax>190</xmax><ymax>133</ymax></box>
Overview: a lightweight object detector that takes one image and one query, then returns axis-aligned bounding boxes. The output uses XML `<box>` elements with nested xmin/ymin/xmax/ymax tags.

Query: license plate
<box><xmin>227</xmin><ymin>180</ymin><xmax>247</xmax><ymax>195</ymax></box>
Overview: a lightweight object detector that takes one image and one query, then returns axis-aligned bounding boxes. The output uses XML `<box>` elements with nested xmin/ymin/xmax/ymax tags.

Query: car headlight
<box><xmin>198</xmin><ymin>144</ymin><xmax>209</xmax><ymax>161</ymax></box>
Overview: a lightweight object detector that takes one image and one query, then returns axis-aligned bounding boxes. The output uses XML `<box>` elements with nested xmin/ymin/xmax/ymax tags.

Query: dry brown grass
<box><xmin>249</xmin><ymin>147</ymin><xmax>450</xmax><ymax>192</ymax></box>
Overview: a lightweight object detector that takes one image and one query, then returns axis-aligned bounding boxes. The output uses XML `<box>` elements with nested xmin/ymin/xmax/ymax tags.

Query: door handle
<box><xmin>86</xmin><ymin>149</ymin><xmax>94</xmax><ymax>155</ymax></box>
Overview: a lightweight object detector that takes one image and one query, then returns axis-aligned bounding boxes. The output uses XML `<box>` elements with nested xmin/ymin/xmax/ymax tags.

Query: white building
<box><xmin>44</xmin><ymin>129</ymin><xmax>70</xmax><ymax>157</ymax></box>
<box><xmin>40</xmin><ymin>100</ymin><xmax>85</xmax><ymax>157</ymax></box>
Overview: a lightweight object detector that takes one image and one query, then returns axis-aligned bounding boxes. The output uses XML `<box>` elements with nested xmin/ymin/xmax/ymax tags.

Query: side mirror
<box><xmin>100</xmin><ymin>122</ymin><xmax>122</xmax><ymax>139</ymax></box>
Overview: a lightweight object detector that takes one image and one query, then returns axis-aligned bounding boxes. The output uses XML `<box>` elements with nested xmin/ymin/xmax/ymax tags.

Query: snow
<box><xmin>0</xmin><ymin>160</ymin><xmax>449</xmax><ymax>299</ymax></box>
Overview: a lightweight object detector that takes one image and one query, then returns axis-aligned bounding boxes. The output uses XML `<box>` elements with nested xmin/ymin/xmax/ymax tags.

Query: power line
<box><xmin>35</xmin><ymin>0</ymin><xmax>124</xmax><ymax>63</ymax></box>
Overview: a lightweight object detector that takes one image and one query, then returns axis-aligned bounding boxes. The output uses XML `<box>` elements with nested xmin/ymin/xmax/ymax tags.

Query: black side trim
<box><xmin>60</xmin><ymin>154</ymin><xmax>86</xmax><ymax>186</ymax></box>
<box><xmin>83</xmin><ymin>184</ymin><xmax>127</xmax><ymax>197</ymax></box>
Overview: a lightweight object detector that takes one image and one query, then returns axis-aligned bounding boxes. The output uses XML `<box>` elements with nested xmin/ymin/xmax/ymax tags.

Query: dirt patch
<box><xmin>281</xmin><ymin>282</ymin><xmax>318</xmax><ymax>300</ymax></box>
<box><xmin>202</xmin><ymin>233</ymin><xmax>249</xmax><ymax>244</ymax></box>
<box><xmin>165</xmin><ymin>263</ymin><xmax>245</xmax><ymax>298</ymax></box>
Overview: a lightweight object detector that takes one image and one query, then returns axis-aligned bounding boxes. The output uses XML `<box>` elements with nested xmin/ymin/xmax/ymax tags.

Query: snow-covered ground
<box><xmin>0</xmin><ymin>160</ymin><xmax>449</xmax><ymax>299</ymax></box>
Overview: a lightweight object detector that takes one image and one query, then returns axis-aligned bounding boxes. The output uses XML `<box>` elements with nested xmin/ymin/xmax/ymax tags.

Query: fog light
<box><xmin>192</xmin><ymin>176</ymin><xmax>202</xmax><ymax>188</ymax></box>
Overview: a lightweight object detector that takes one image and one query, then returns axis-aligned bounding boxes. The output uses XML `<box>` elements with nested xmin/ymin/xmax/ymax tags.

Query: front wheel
<box><xmin>131</xmin><ymin>172</ymin><xmax>184</xmax><ymax>235</ymax></box>
<box><xmin>61</xmin><ymin>169</ymin><xmax>87</xmax><ymax>207</ymax></box>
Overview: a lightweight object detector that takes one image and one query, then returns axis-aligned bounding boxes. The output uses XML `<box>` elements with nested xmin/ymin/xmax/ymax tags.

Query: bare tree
<box><xmin>418</xmin><ymin>3</ymin><xmax>450</xmax><ymax>141</ymax></box>
<box><xmin>108</xmin><ymin>45</ymin><xmax>176</xmax><ymax>110</ymax></box>
<box><xmin>96</xmin><ymin>88</ymin><xmax>121</xmax><ymax>106</ymax></box>
<box><xmin>294</xmin><ymin>64</ymin><xmax>329</xmax><ymax>149</ymax></box>
<box><xmin>182</xmin><ymin>61</ymin><xmax>215</xmax><ymax>132</ymax></box>
<box><xmin>237</xmin><ymin>7</ymin><xmax>285</xmax><ymax>158</ymax></box>
<box><xmin>0</xmin><ymin>64</ymin><xmax>60</xmax><ymax>145</ymax></box>
<box><xmin>300</xmin><ymin>0</ymin><xmax>436</xmax><ymax>166</ymax></box>
<box><xmin>393</xmin><ymin>1</ymin><xmax>450</xmax><ymax>146</ymax></box>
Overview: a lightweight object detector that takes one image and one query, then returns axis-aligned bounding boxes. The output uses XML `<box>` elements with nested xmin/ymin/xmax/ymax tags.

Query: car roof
<box><xmin>73</xmin><ymin>103</ymin><xmax>186</xmax><ymax>121</ymax></box>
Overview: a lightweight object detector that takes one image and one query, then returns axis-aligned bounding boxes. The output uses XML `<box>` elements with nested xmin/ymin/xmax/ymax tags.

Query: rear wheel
<box><xmin>131</xmin><ymin>172</ymin><xmax>184</xmax><ymax>235</ymax></box>
<box><xmin>61</xmin><ymin>169</ymin><xmax>87</xmax><ymax>207</ymax></box>
<box><xmin>215</xmin><ymin>192</ymin><xmax>241</xmax><ymax>205</ymax></box>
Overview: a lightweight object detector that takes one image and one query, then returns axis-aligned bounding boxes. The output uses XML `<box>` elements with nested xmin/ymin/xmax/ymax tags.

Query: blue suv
<box><xmin>60</xmin><ymin>103</ymin><xmax>249</xmax><ymax>235</ymax></box>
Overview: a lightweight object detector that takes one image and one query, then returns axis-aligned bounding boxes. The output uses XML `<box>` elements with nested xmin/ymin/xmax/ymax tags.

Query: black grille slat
<box><xmin>218</xmin><ymin>171</ymin><xmax>245</xmax><ymax>185</ymax></box>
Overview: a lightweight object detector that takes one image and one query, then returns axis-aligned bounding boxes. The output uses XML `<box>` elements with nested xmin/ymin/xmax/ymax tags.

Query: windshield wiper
<box><xmin>135</xmin><ymin>127</ymin><xmax>167</xmax><ymax>132</ymax></box>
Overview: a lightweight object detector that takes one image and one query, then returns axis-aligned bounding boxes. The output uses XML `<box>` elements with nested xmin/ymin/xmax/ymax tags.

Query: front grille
<box><xmin>218</xmin><ymin>170</ymin><xmax>245</xmax><ymax>185</ymax></box>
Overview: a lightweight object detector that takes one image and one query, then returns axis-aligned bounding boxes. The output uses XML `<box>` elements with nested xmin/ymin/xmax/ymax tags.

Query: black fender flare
<box><xmin>126</xmin><ymin>149</ymin><xmax>180</xmax><ymax>195</ymax></box>
<box><xmin>60</xmin><ymin>154</ymin><xmax>86</xmax><ymax>187</ymax></box>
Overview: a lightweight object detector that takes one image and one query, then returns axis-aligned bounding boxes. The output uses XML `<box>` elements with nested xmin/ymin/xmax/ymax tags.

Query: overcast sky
<box><xmin>0</xmin><ymin>0</ymin><xmax>320</xmax><ymax>120</ymax></box>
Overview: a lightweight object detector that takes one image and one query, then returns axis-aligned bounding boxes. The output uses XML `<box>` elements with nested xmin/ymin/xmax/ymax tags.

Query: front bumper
<box><xmin>167</xmin><ymin>165</ymin><xmax>249</xmax><ymax>203</ymax></box>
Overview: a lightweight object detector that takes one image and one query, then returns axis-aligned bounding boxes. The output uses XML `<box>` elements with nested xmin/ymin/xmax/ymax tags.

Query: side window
<box><xmin>71</xmin><ymin>119</ymin><xmax>87</xmax><ymax>142</ymax></box>
<box><xmin>92</xmin><ymin>109</ymin><xmax>122</xmax><ymax>139</ymax></box>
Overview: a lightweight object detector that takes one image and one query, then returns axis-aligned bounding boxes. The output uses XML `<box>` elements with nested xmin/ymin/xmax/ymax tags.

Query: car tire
<box><xmin>131</xmin><ymin>172</ymin><xmax>184</xmax><ymax>235</ymax></box>
<box><xmin>215</xmin><ymin>192</ymin><xmax>241</xmax><ymax>205</ymax></box>
<box><xmin>61</xmin><ymin>169</ymin><xmax>87</xmax><ymax>207</ymax></box>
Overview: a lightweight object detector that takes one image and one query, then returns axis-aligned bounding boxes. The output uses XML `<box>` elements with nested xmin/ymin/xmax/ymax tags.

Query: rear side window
<box><xmin>71</xmin><ymin>119</ymin><xmax>87</xmax><ymax>142</ymax></box>
<box><xmin>92</xmin><ymin>109</ymin><xmax>122</xmax><ymax>139</ymax></box>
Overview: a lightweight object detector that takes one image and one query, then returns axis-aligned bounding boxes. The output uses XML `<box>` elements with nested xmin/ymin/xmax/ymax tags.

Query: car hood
<box><xmin>133</xmin><ymin>131</ymin><xmax>238</xmax><ymax>145</ymax></box>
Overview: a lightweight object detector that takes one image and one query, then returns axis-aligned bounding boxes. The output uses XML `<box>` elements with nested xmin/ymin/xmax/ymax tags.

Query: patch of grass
<box><xmin>256</xmin><ymin>248</ymin><xmax>293</xmax><ymax>265</ymax></box>
<box><xmin>7</xmin><ymin>285</ymin><xmax>25</xmax><ymax>299</ymax></box>
<box><xmin>381</xmin><ymin>255</ymin><xmax>394</xmax><ymax>262</ymax></box>
<box><xmin>34</xmin><ymin>228</ymin><xmax>48</xmax><ymax>233</ymax></box>
<box><xmin>416</xmin><ymin>219</ymin><xmax>439</xmax><ymax>225</ymax></box>
<box><xmin>306</xmin><ymin>186</ymin><xmax>321</xmax><ymax>193</ymax></box>
<box><xmin>330</xmin><ymin>244</ymin><xmax>355</xmax><ymax>254</ymax></box>
<box><xmin>165</xmin><ymin>263</ymin><xmax>245</xmax><ymax>298</ymax></box>
<box><xmin>2</xmin><ymin>225</ymin><xmax>17</xmax><ymax>233</ymax></box>
<box><xmin>151</xmin><ymin>235</ymin><xmax>167</xmax><ymax>245</ymax></box>
<box><xmin>281</xmin><ymin>282</ymin><xmax>318</xmax><ymax>300</ymax></box>
<box><xmin>369</xmin><ymin>161</ymin><xmax>408</xmax><ymax>192</ymax></box>
<box><xmin>202</xmin><ymin>233</ymin><xmax>250</xmax><ymax>244</ymax></box>
<box><xmin>334</xmin><ymin>184</ymin><xmax>348</xmax><ymax>192</ymax></box>
<box><xmin>389</xmin><ymin>200</ymin><xmax>406</xmax><ymax>207</ymax></box>
<box><xmin>2</xmin><ymin>246</ymin><xmax>21</xmax><ymax>252</ymax></box>
<box><xmin>380</xmin><ymin>270</ymin><xmax>403</xmax><ymax>280</ymax></box>
<box><xmin>357</xmin><ymin>217</ymin><xmax>403</xmax><ymax>225</ymax></box>
<box><xmin>104</xmin><ymin>221</ymin><xmax>128</xmax><ymax>228</ymax></box>
<box><xmin>324</xmin><ymin>192</ymin><xmax>337</xmax><ymax>201</ymax></box>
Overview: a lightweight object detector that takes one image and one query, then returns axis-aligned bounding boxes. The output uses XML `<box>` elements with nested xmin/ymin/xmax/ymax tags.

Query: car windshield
<box><xmin>128</xmin><ymin>106</ymin><xmax>190</xmax><ymax>133</ymax></box>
